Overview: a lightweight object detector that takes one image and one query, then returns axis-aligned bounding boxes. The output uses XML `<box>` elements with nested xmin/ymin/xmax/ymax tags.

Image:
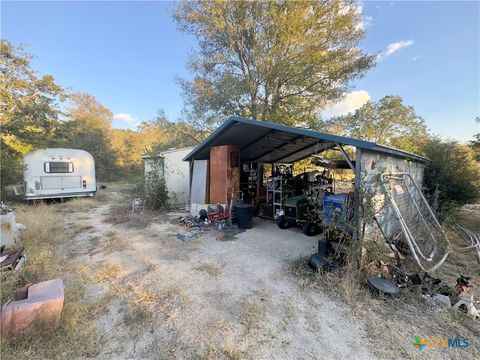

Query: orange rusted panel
<box><xmin>209</xmin><ymin>145</ymin><xmax>240</xmax><ymax>204</ymax></box>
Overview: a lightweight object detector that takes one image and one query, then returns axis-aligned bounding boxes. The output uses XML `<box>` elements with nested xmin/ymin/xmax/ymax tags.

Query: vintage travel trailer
<box><xmin>23</xmin><ymin>148</ymin><xmax>96</xmax><ymax>201</ymax></box>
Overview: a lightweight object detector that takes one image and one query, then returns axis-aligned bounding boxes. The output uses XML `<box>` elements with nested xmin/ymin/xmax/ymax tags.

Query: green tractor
<box><xmin>276</xmin><ymin>195</ymin><xmax>320</xmax><ymax>236</ymax></box>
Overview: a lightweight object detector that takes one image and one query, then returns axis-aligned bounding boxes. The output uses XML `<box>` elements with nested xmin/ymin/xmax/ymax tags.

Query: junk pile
<box><xmin>366</xmin><ymin>263</ymin><xmax>479</xmax><ymax>320</ymax></box>
<box><xmin>176</xmin><ymin>203</ymin><xmax>248</xmax><ymax>241</ymax></box>
<box><xmin>1</xmin><ymin>202</ymin><xmax>65</xmax><ymax>338</ymax></box>
<box><xmin>305</xmin><ymin>171</ymin><xmax>479</xmax><ymax>321</ymax></box>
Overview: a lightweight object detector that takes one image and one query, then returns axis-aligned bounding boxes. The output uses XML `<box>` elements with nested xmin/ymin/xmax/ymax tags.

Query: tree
<box><xmin>174</xmin><ymin>0</ymin><xmax>375</xmax><ymax>126</ymax></box>
<box><xmin>59</xmin><ymin>93</ymin><xmax>118</xmax><ymax>181</ymax></box>
<box><xmin>66</xmin><ymin>93</ymin><xmax>113</xmax><ymax>132</ymax></box>
<box><xmin>1</xmin><ymin>40</ymin><xmax>65</xmax><ymax>192</ymax></box>
<box><xmin>137</xmin><ymin>113</ymin><xmax>206</xmax><ymax>153</ymax></box>
<box><xmin>422</xmin><ymin>137</ymin><xmax>480</xmax><ymax>208</ymax></box>
<box><xmin>325</xmin><ymin>95</ymin><xmax>429</xmax><ymax>153</ymax></box>
<box><xmin>470</xmin><ymin>116</ymin><xmax>480</xmax><ymax>161</ymax></box>
<box><xmin>110</xmin><ymin>128</ymin><xmax>145</xmax><ymax>179</ymax></box>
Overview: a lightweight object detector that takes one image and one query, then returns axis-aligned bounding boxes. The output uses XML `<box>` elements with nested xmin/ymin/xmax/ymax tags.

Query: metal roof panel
<box><xmin>183</xmin><ymin>116</ymin><xmax>428</xmax><ymax>163</ymax></box>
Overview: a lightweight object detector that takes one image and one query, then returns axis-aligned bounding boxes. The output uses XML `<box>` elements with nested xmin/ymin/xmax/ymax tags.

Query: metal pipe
<box><xmin>380</xmin><ymin>172</ymin><xmax>450</xmax><ymax>272</ymax></box>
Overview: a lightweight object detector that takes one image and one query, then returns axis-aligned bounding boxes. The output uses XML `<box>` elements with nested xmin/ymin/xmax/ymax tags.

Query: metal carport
<box><xmin>183</xmin><ymin>115</ymin><xmax>428</xmax><ymax>164</ymax></box>
<box><xmin>183</xmin><ymin>115</ymin><xmax>429</xmax><ymax>265</ymax></box>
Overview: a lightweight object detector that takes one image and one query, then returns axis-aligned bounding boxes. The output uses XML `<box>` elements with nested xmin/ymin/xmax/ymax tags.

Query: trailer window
<box><xmin>44</xmin><ymin>162</ymin><xmax>74</xmax><ymax>173</ymax></box>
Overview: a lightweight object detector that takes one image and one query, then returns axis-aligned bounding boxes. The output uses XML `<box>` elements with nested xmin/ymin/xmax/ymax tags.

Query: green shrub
<box><xmin>143</xmin><ymin>161</ymin><xmax>169</xmax><ymax>210</ymax></box>
<box><xmin>422</xmin><ymin>137</ymin><xmax>480</xmax><ymax>210</ymax></box>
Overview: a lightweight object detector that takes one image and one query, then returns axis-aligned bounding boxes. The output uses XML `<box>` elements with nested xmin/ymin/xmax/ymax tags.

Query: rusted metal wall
<box><xmin>209</xmin><ymin>145</ymin><xmax>240</xmax><ymax>205</ymax></box>
<box><xmin>359</xmin><ymin>150</ymin><xmax>425</xmax><ymax>241</ymax></box>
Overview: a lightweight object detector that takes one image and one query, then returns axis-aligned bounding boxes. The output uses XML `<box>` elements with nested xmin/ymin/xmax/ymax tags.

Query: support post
<box><xmin>352</xmin><ymin>148</ymin><xmax>362</xmax><ymax>268</ymax></box>
<box><xmin>336</xmin><ymin>143</ymin><xmax>356</xmax><ymax>171</ymax></box>
<box><xmin>188</xmin><ymin>160</ymin><xmax>194</xmax><ymax>209</ymax></box>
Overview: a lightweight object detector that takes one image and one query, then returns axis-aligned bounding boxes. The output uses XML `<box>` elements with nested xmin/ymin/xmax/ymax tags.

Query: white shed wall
<box><xmin>360</xmin><ymin>150</ymin><xmax>425</xmax><ymax>241</ymax></box>
<box><xmin>143</xmin><ymin>148</ymin><xmax>193</xmax><ymax>207</ymax></box>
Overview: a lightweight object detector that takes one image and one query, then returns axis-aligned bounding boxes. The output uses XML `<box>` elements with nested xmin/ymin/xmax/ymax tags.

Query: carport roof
<box><xmin>183</xmin><ymin>116</ymin><xmax>428</xmax><ymax>163</ymax></box>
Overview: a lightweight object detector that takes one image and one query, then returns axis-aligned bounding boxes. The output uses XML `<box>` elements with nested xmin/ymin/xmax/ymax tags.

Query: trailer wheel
<box><xmin>302</xmin><ymin>222</ymin><xmax>317</xmax><ymax>236</ymax></box>
<box><xmin>276</xmin><ymin>215</ymin><xmax>290</xmax><ymax>229</ymax></box>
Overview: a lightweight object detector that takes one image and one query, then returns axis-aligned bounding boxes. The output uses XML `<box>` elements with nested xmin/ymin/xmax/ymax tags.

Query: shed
<box><xmin>184</xmin><ymin>116</ymin><xmax>429</xmax><ymax>262</ymax></box>
<box><xmin>142</xmin><ymin>147</ymin><xmax>194</xmax><ymax>207</ymax></box>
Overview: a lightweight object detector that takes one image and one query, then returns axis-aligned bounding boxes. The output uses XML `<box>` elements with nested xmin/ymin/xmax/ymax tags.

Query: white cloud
<box><xmin>113</xmin><ymin>113</ymin><xmax>139</xmax><ymax>126</ymax></box>
<box><xmin>322</xmin><ymin>90</ymin><xmax>371</xmax><ymax>118</ymax></box>
<box><xmin>376</xmin><ymin>39</ymin><xmax>415</xmax><ymax>61</ymax></box>
<box><xmin>412</xmin><ymin>54</ymin><xmax>423</xmax><ymax>62</ymax></box>
<box><xmin>384</xmin><ymin>39</ymin><xmax>414</xmax><ymax>57</ymax></box>
<box><xmin>363</xmin><ymin>15</ymin><xmax>373</xmax><ymax>29</ymax></box>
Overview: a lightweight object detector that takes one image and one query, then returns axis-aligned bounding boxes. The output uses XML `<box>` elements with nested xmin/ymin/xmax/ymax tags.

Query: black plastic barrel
<box><xmin>235</xmin><ymin>204</ymin><xmax>254</xmax><ymax>229</ymax></box>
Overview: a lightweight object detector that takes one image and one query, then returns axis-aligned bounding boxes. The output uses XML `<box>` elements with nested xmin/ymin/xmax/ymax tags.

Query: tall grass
<box><xmin>0</xmin><ymin>204</ymin><xmax>101</xmax><ymax>359</ymax></box>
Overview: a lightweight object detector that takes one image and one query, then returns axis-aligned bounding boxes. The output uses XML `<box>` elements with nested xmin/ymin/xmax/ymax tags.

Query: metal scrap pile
<box><xmin>366</xmin><ymin>263</ymin><xmax>479</xmax><ymax>320</ymax></box>
<box><xmin>176</xmin><ymin>205</ymin><xmax>246</xmax><ymax>241</ymax></box>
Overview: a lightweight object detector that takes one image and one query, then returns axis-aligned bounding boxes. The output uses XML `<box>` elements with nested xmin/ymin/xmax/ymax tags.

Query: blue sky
<box><xmin>2</xmin><ymin>1</ymin><xmax>479</xmax><ymax>142</ymax></box>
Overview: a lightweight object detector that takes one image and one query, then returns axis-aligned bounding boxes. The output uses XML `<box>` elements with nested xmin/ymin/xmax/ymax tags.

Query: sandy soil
<box><xmin>64</xmin><ymin>203</ymin><xmax>377</xmax><ymax>360</ymax></box>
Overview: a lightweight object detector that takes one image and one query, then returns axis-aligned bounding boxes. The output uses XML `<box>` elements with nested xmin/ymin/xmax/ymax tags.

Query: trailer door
<box><xmin>41</xmin><ymin>176</ymin><xmax>82</xmax><ymax>190</ymax></box>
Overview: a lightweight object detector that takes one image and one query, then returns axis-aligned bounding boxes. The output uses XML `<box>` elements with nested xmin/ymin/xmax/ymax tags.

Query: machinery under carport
<box><xmin>184</xmin><ymin>115</ymin><xmax>444</xmax><ymax>268</ymax></box>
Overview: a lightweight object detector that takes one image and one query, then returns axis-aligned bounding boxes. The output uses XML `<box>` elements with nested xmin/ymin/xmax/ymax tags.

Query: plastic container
<box><xmin>235</xmin><ymin>204</ymin><xmax>254</xmax><ymax>229</ymax></box>
<box><xmin>322</xmin><ymin>193</ymin><xmax>349</xmax><ymax>225</ymax></box>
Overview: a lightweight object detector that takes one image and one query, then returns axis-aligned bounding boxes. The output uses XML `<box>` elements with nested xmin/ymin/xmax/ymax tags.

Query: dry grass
<box><xmin>70</xmin><ymin>223</ymin><xmax>95</xmax><ymax>233</ymax></box>
<box><xmin>103</xmin><ymin>203</ymin><xmax>157</xmax><ymax>228</ymax></box>
<box><xmin>193</xmin><ymin>261</ymin><xmax>223</xmax><ymax>278</ymax></box>
<box><xmin>238</xmin><ymin>291</ymin><xmax>269</xmax><ymax>339</ymax></box>
<box><xmin>144</xmin><ymin>261</ymin><xmax>161</xmax><ymax>272</ymax></box>
<box><xmin>289</xmin><ymin>257</ymin><xmax>368</xmax><ymax>304</ymax></box>
<box><xmin>94</xmin><ymin>262</ymin><xmax>122</xmax><ymax>283</ymax></box>
<box><xmin>93</xmin><ymin>191</ymin><xmax>110</xmax><ymax>203</ymax></box>
<box><xmin>289</xmin><ymin>208</ymin><xmax>480</xmax><ymax>360</ymax></box>
<box><xmin>222</xmin><ymin>346</ymin><xmax>243</xmax><ymax>360</ymax></box>
<box><xmin>438</xmin><ymin>207</ymin><xmax>480</xmax><ymax>284</ymax></box>
<box><xmin>123</xmin><ymin>301</ymin><xmax>152</xmax><ymax>327</ymax></box>
<box><xmin>101</xmin><ymin>182</ymin><xmax>132</xmax><ymax>193</ymax></box>
<box><xmin>115</xmin><ymin>280</ymin><xmax>188</xmax><ymax>330</ymax></box>
<box><xmin>0</xmin><ymin>203</ymin><xmax>104</xmax><ymax>359</ymax></box>
<box><xmin>102</xmin><ymin>230</ymin><xmax>133</xmax><ymax>251</ymax></box>
<box><xmin>64</xmin><ymin>198</ymin><xmax>98</xmax><ymax>212</ymax></box>
<box><xmin>15</xmin><ymin>204</ymin><xmax>65</xmax><ymax>247</ymax></box>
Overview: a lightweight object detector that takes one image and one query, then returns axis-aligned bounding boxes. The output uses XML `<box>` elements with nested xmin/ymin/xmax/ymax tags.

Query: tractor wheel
<box><xmin>302</xmin><ymin>221</ymin><xmax>317</xmax><ymax>236</ymax></box>
<box><xmin>276</xmin><ymin>215</ymin><xmax>290</xmax><ymax>229</ymax></box>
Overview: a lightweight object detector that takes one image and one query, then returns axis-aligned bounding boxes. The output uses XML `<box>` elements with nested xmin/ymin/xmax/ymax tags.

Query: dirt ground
<box><xmin>2</xmin><ymin>191</ymin><xmax>479</xmax><ymax>359</ymax></box>
<box><xmin>65</xmin><ymin>203</ymin><xmax>376</xmax><ymax>359</ymax></box>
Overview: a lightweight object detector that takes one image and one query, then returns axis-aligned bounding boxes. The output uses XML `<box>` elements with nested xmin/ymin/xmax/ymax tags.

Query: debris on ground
<box><xmin>1</xmin><ymin>278</ymin><xmax>64</xmax><ymax>339</ymax></box>
<box><xmin>450</xmin><ymin>222</ymin><xmax>480</xmax><ymax>263</ymax></box>
<box><xmin>176</xmin><ymin>207</ymin><xmax>247</xmax><ymax>241</ymax></box>
<box><xmin>0</xmin><ymin>202</ymin><xmax>27</xmax><ymax>248</ymax></box>
<box><xmin>432</xmin><ymin>294</ymin><xmax>451</xmax><ymax>307</ymax></box>
<box><xmin>131</xmin><ymin>198</ymin><xmax>145</xmax><ymax>213</ymax></box>
<box><xmin>0</xmin><ymin>246</ymin><xmax>26</xmax><ymax>271</ymax></box>
<box><xmin>367</xmin><ymin>276</ymin><xmax>400</xmax><ymax>298</ymax></box>
<box><xmin>452</xmin><ymin>275</ymin><xmax>479</xmax><ymax>320</ymax></box>
<box><xmin>168</xmin><ymin>231</ymin><xmax>202</xmax><ymax>242</ymax></box>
